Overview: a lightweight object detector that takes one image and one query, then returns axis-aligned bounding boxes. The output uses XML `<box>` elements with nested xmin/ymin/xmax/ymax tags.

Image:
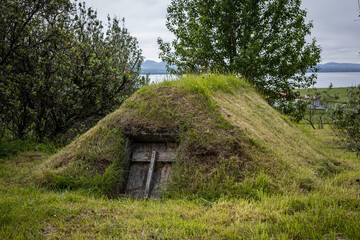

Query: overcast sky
<box><xmin>84</xmin><ymin>0</ymin><xmax>360</xmax><ymax>63</ymax></box>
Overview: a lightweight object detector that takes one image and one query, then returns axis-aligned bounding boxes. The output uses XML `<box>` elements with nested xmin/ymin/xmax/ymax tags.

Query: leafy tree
<box><xmin>277</xmin><ymin>99</ymin><xmax>308</xmax><ymax>124</ymax></box>
<box><xmin>0</xmin><ymin>0</ymin><xmax>147</xmax><ymax>141</ymax></box>
<box><xmin>303</xmin><ymin>84</ymin><xmax>339</xmax><ymax>129</ymax></box>
<box><xmin>330</xmin><ymin>86</ymin><xmax>360</xmax><ymax>155</ymax></box>
<box><xmin>44</xmin><ymin>3</ymin><xmax>146</xmax><ymax>141</ymax></box>
<box><xmin>0</xmin><ymin>0</ymin><xmax>73</xmax><ymax>139</ymax></box>
<box><xmin>158</xmin><ymin>0</ymin><xmax>321</xmax><ymax>102</ymax></box>
<box><xmin>315</xmin><ymin>84</ymin><xmax>339</xmax><ymax>129</ymax></box>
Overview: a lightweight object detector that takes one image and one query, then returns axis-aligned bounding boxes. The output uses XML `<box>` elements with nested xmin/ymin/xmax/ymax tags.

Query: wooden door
<box><xmin>125</xmin><ymin>142</ymin><xmax>176</xmax><ymax>198</ymax></box>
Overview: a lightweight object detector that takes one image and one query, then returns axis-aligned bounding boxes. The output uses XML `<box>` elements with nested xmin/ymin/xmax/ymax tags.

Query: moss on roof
<box><xmin>36</xmin><ymin>74</ymin><xmax>345</xmax><ymax>199</ymax></box>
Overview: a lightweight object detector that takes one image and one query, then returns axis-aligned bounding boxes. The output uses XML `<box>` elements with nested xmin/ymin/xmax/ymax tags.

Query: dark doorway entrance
<box><xmin>125</xmin><ymin>134</ymin><xmax>177</xmax><ymax>198</ymax></box>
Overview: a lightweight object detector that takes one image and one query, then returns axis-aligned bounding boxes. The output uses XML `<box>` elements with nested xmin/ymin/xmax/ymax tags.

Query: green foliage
<box><xmin>330</xmin><ymin>86</ymin><xmax>360</xmax><ymax>155</ymax></box>
<box><xmin>0</xmin><ymin>140</ymin><xmax>34</xmax><ymax>159</ymax></box>
<box><xmin>160</xmin><ymin>74</ymin><xmax>250</xmax><ymax>99</ymax></box>
<box><xmin>1</xmin><ymin>75</ymin><xmax>359</xmax><ymax>238</ymax></box>
<box><xmin>158</xmin><ymin>0</ymin><xmax>321</xmax><ymax>102</ymax></box>
<box><xmin>302</xmin><ymin>84</ymin><xmax>340</xmax><ymax>129</ymax></box>
<box><xmin>1</xmin><ymin>138</ymin><xmax>360</xmax><ymax>239</ymax></box>
<box><xmin>36</xmin><ymin>123</ymin><xmax>128</xmax><ymax>197</ymax></box>
<box><xmin>0</xmin><ymin>140</ymin><xmax>59</xmax><ymax>159</ymax></box>
<box><xmin>299</xmin><ymin>87</ymin><xmax>348</xmax><ymax>104</ymax></box>
<box><xmin>0</xmin><ymin>0</ymin><xmax>148</xmax><ymax>142</ymax></box>
<box><xmin>34</xmin><ymin>74</ymin><xmax>343</xmax><ymax>202</ymax></box>
<box><xmin>276</xmin><ymin>99</ymin><xmax>309</xmax><ymax>123</ymax></box>
<box><xmin>44</xmin><ymin>159</ymin><xmax>126</xmax><ymax>197</ymax></box>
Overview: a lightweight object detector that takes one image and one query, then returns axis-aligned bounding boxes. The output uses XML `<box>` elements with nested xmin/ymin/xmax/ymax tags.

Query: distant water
<box><xmin>143</xmin><ymin>72</ymin><xmax>360</xmax><ymax>88</ymax></box>
<box><xmin>310</xmin><ymin>72</ymin><xmax>360</xmax><ymax>88</ymax></box>
<box><xmin>143</xmin><ymin>74</ymin><xmax>176</xmax><ymax>84</ymax></box>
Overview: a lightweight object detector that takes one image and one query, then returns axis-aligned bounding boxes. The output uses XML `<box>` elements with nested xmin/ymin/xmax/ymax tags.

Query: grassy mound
<box><xmin>36</xmin><ymin>74</ymin><xmax>344</xmax><ymax>199</ymax></box>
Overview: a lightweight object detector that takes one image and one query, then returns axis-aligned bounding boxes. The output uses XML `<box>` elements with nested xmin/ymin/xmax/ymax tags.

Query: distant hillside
<box><xmin>318</xmin><ymin>62</ymin><xmax>360</xmax><ymax>72</ymax></box>
<box><xmin>141</xmin><ymin>60</ymin><xmax>171</xmax><ymax>74</ymax></box>
<box><xmin>141</xmin><ymin>60</ymin><xmax>178</xmax><ymax>74</ymax></box>
<box><xmin>141</xmin><ymin>60</ymin><xmax>166</xmax><ymax>74</ymax></box>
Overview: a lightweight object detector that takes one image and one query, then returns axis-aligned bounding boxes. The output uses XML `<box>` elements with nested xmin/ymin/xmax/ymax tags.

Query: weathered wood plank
<box><xmin>132</xmin><ymin>151</ymin><xmax>176</xmax><ymax>162</ymax></box>
<box><xmin>132</xmin><ymin>143</ymin><xmax>177</xmax><ymax>152</ymax></box>
<box><xmin>144</xmin><ymin>151</ymin><xmax>157</xmax><ymax>199</ymax></box>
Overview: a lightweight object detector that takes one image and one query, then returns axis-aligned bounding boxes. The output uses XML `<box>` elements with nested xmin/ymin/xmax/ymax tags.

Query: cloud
<box><xmin>302</xmin><ymin>0</ymin><xmax>360</xmax><ymax>63</ymax></box>
<box><xmin>84</xmin><ymin>0</ymin><xmax>172</xmax><ymax>61</ymax></box>
<box><xmin>84</xmin><ymin>0</ymin><xmax>360</xmax><ymax>63</ymax></box>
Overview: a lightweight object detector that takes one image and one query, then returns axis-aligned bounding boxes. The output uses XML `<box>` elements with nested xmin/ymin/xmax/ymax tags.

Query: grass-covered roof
<box><xmin>36</xmin><ymin>74</ymin><xmax>344</xmax><ymax>199</ymax></box>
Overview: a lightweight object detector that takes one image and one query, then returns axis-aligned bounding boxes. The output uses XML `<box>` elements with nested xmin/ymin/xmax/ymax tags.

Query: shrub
<box><xmin>0</xmin><ymin>0</ymin><xmax>148</xmax><ymax>142</ymax></box>
<box><xmin>330</xmin><ymin>86</ymin><xmax>360</xmax><ymax>155</ymax></box>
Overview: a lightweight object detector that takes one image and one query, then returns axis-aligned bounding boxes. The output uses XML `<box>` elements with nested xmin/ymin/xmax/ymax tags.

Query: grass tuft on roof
<box><xmin>36</xmin><ymin>74</ymin><xmax>345</xmax><ymax>199</ymax></box>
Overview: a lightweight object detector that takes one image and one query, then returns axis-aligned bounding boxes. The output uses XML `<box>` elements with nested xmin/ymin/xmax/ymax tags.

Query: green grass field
<box><xmin>298</xmin><ymin>87</ymin><xmax>353</xmax><ymax>127</ymax></box>
<box><xmin>1</xmin><ymin>126</ymin><xmax>359</xmax><ymax>239</ymax></box>
<box><xmin>1</xmin><ymin>75</ymin><xmax>360</xmax><ymax>239</ymax></box>
<box><xmin>298</xmin><ymin>87</ymin><xmax>350</xmax><ymax>104</ymax></box>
